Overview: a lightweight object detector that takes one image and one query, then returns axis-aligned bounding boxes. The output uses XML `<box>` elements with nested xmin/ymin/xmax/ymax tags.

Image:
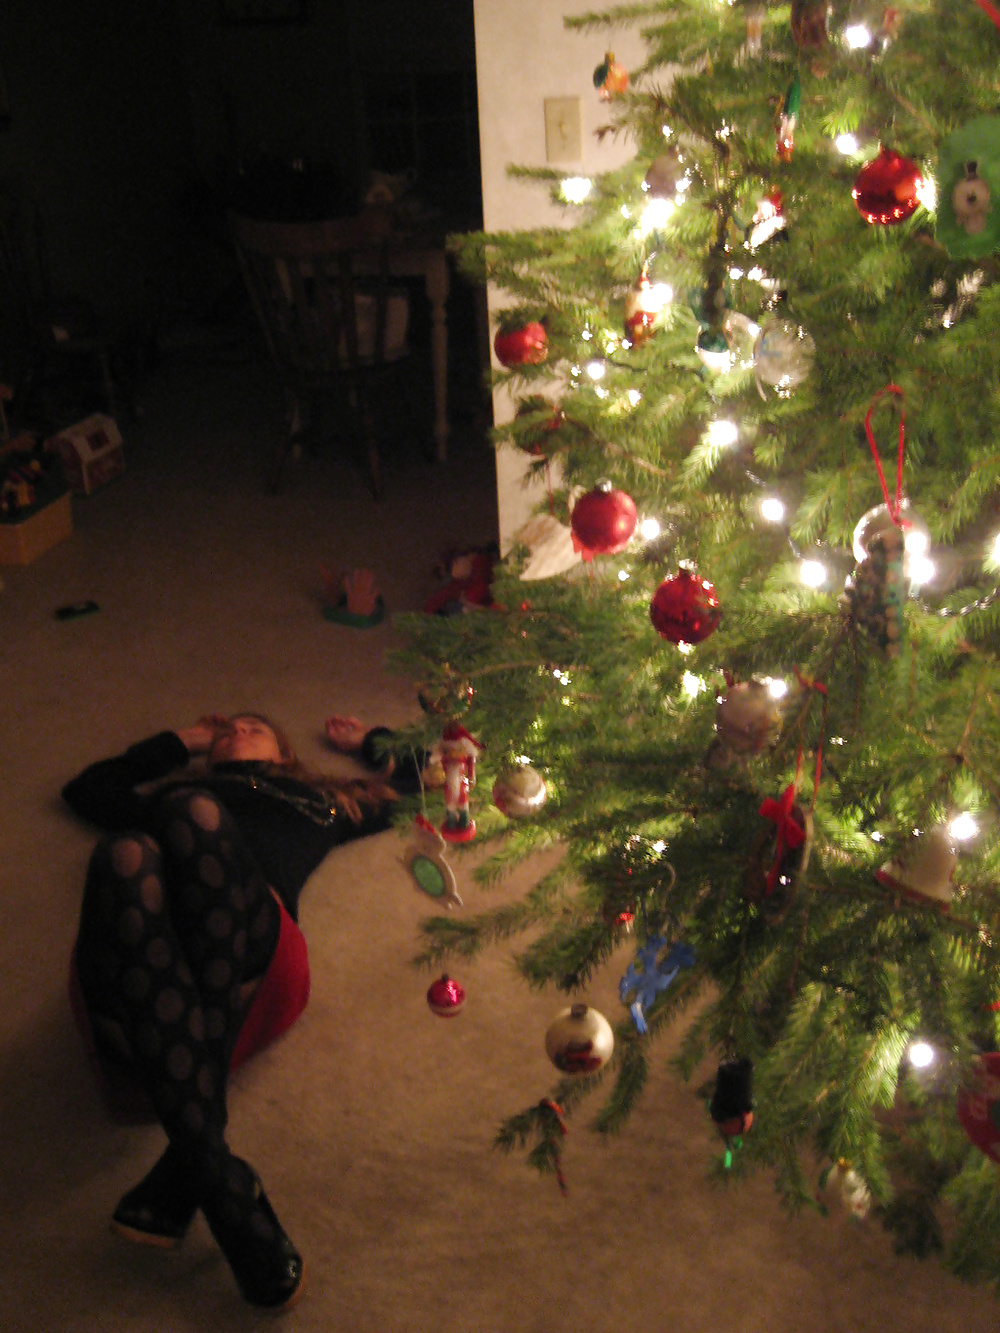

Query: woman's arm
<box><xmin>62</xmin><ymin>730</ymin><xmax>194</xmax><ymax>830</ymax></box>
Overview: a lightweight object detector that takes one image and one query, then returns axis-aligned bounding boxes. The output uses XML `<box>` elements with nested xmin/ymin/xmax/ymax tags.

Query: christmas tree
<box><xmin>393</xmin><ymin>0</ymin><xmax>1000</xmax><ymax>1286</ymax></box>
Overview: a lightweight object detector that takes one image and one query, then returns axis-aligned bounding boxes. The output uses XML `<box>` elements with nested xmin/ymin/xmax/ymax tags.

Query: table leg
<box><xmin>424</xmin><ymin>251</ymin><xmax>450</xmax><ymax>462</ymax></box>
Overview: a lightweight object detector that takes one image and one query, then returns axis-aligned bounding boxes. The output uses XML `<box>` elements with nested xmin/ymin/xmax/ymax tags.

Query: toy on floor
<box><xmin>423</xmin><ymin>543</ymin><xmax>498</xmax><ymax>616</ymax></box>
<box><xmin>321</xmin><ymin>565</ymin><xmax>386</xmax><ymax>627</ymax></box>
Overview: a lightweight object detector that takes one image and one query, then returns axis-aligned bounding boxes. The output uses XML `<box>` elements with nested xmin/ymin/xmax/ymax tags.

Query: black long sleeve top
<box><xmin>62</xmin><ymin>730</ymin><xmax>402</xmax><ymax>922</ymax></box>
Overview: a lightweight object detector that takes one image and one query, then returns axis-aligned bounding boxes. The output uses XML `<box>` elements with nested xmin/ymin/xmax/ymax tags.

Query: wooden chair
<box><xmin>230</xmin><ymin>208</ymin><xmax>410</xmax><ymax>497</ymax></box>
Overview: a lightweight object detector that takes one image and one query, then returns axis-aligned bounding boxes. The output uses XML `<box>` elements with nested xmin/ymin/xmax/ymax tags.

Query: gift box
<box><xmin>0</xmin><ymin>490</ymin><xmax>72</xmax><ymax>565</ymax></box>
<box><xmin>45</xmin><ymin>413</ymin><xmax>124</xmax><ymax>495</ymax></box>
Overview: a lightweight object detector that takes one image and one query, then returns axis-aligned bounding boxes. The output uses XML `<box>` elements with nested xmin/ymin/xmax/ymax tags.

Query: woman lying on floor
<box><xmin>62</xmin><ymin>712</ymin><xmax>416</xmax><ymax>1312</ymax></box>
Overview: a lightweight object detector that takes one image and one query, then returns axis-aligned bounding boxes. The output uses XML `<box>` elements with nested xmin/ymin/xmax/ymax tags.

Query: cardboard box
<box><xmin>46</xmin><ymin>414</ymin><xmax>124</xmax><ymax>495</ymax></box>
<box><xmin>0</xmin><ymin>490</ymin><xmax>72</xmax><ymax>565</ymax></box>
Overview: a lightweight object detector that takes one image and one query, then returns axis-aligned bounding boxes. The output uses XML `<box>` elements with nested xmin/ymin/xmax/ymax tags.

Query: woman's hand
<box><xmin>177</xmin><ymin>714</ymin><xmax>229</xmax><ymax>756</ymax></box>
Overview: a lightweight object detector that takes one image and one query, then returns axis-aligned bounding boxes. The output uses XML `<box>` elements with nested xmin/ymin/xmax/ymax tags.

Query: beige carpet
<box><xmin>2</xmin><ymin>328</ymin><xmax>998</xmax><ymax>1332</ymax></box>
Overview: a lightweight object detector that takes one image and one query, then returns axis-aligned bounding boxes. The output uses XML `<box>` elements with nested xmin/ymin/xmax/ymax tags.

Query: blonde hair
<box><xmin>232</xmin><ymin>712</ymin><xmax>397</xmax><ymax>824</ymax></box>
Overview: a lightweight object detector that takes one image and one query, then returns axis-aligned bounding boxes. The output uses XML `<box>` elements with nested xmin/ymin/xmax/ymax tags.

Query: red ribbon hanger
<box><xmin>759</xmin><ymin>671</ymin><xmax>828</xmax><ymax>894</ymax></box>
<box><xmin>864</xmin><ymin>383</ymin><xmax>906</xmax><ymax>525</ymax></box>
<box><xmin>973</xmin><ymin>0</ymin><xmax>1000</xmax><ymax>35</ymax></box>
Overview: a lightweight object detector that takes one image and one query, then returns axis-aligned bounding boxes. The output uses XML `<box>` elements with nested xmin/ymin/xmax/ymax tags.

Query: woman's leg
<box><xmin>74</xmin><ymin>788</ymin><xmax>302</xmax><ymax>1308</ymax></box>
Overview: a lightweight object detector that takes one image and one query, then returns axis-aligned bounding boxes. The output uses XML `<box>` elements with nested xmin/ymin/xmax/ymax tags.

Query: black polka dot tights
<box><xmin>75</xmin><ymin>788</ymin><xmax>280</xmax><ymax>1167</ymax></box>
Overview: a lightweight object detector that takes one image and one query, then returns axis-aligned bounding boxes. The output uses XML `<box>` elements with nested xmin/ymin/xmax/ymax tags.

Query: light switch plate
<box><xmin>544</xmin><ymin>97</ymin><xmax>582</xmax><ymax>164</ymax></box>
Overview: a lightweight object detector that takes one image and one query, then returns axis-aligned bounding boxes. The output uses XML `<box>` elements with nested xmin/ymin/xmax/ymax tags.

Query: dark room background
<box><xmin>0</xmin><ymin>0</ymin><xmax>481</xmax><ymax>402</ymax></box>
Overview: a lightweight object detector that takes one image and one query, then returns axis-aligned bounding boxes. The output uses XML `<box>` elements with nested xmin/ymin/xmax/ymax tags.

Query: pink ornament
<box><xmin>426</xmin><ymin>974</ymin><xmax>466</xmax><ymax>1017</ymax></box>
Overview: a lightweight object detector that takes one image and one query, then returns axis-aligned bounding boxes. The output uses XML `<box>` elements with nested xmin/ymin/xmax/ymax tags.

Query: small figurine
<box><xmin>439</xmin><ymin>721</ymin><xmax>484</xmax><ymax>842</ymax></box>
<box><xmin>403</xmin><ymin>814</ymin><xmax>463</xmax><ymax>908</ymax></box>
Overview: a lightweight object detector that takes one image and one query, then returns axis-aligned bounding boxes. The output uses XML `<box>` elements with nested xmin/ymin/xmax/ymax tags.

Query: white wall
<box><xmin>472</xmin><ymin>0</ymin><xmax>649</xmax><ymax>550</ymax></box>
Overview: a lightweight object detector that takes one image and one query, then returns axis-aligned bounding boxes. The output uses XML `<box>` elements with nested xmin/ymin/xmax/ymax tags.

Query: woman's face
<box><xmin>209</xmin><ymin>715</ymin><xmax>284</xmax><ymax>766</ymax></box>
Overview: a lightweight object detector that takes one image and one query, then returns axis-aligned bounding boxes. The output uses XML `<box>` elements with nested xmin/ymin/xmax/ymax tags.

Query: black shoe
<box><xmin>111</xmin><ymin>1145</ymin><xmax>200</xmax><ymax>1249</ymax></box>
<box><xmin>199</xmin><ymin>1156</ymin><xmax>305</xmax><ymax>1312</ymax></box>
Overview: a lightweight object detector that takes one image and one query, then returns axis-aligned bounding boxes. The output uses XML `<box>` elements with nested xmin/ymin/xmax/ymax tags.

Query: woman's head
<box><xmin>208</xmin><ymin>713</ymin><xmax>296</xmax><ymax>767</ymax></box>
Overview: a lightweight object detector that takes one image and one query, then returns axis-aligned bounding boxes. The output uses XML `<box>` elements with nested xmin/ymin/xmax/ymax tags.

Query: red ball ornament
<box><xmin>852</xmin><ymin>147</ymin><xmax>923</xmax><ymax>226</ymax></box>
<box><xmin>494</xmin><ymin>321</ymin><xmax>548</xmax><ymax>368</ymax></box>
<box><xmin>957</xmin><ymin>1052</ymin><xmax>1000</xmax><ymax>1163</ymax></box>
<box><xmin>426</xmin><ymin>974</ymin><xmax>466</xmax><ymax>1018</ymax></box>
<box><xmin>570</xmin><ymin>481</ymin><xmax>638</xmax><ymax>559</ymax></box>
<box><xmin>650</xmin><ymin>568</ymin><xmax>721</xmax><ymax>646</ymax></box>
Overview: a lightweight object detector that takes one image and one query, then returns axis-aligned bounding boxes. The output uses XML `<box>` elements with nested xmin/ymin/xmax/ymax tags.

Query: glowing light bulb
<box><xmin>706</xmin><ymin>419</ymin><xmax>739</xmax><ymax>448</ymax></box>
<box><xmin>843</xmin><ymin>23</ymin><xmax>872</xmax><ymax>47</ymax></box>
<box><xmin>652</xmin><ymin>839</ymin><xmax>667</xmax><ymax>854</ymax></box>
<box><xmin>950</xmin><ymin>812</ymin><xmax>980</xmax><ymax>842</ymax></box>
<box><xmin>766</xmin><ymin>677</ymin><xmax>788</xmax><ymax>699</ymax></box>
<box><xmin>560</xmin><ymin>177</ymin><xmax>592</xmax><ymax>204</ymax></box>
<box><xmin>681</xmin><ymin>671</ymin><xmax>704</xmax><ymax>698</ymax></box>
<box><xmin>916</xmin><ymin>176</ymin><xmax>937</xmax><ymax>211</ymax></box>
<box><xmin>617</xmin><ymin>569</ymin><xmax>630</xmax><ymax>582</ymax></box>
<box><xmin>639</xmin><ymin>517</ymin><xmax>661</xmax><ymax>541</ymax></box>
<box><xmin>760</xmin><ymin>496</ymin><xmax>785</xmax><ymax>523</ymax></box>
<box><xmin>992</xmin><ymin>532</ymin><xmax>1000</xmax><ymax>562</ymax></box>
<box><xmin>908</xmin><ymin>554</ymin><xmax>936</xmax><ymax>588</ymax></box>
<box><xmin>908</xmin><ymin>1041</ymin><xmax>935</xmax><ymax>1069</ymax></box>
<box><xmin>640</xmin><ymin>196</ymin><xmax>675</xmax><ymax>234</ymax></box>
<box><xmin>586</xmin><ymin>360</ymin><xmax>606</xmax><ymax>381</ymax></box>
<box><xmin>620</xmin><ymin>204</ymin><xmax>632</xmax><ymax>219</ymax></box>
<box><xmin>835</xmin><ymin>133</ymin><xmax>859</xmax><ymax>156</ymax></box>
<box><xmin>627</xmin><ymin>389</ymin><xmax>643</xmax><ymax>407</ymax></box>
<box><xmin>904</xmin><ymin>527</ymin><xmax>930</xmax><ymax>558</ymax></box>
<box><xmin>800</xmin><ymin>559</ymin><xmax>827</xmax><ymax>588</ymax></box>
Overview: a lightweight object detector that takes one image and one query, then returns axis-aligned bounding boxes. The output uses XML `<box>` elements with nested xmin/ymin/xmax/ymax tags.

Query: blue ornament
<box><xmin>618</xmin><ymin>938</ymin><xmax>696</xmax><ymax>1034</ymax></box>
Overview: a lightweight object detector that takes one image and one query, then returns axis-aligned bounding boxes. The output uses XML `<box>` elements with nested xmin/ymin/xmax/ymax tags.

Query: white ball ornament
<box><xmin>492</xmin><ymin>765</ymin><xmax>548</xmax><ymax>818</ymax></box>
<box><xmin>753</xmin><ymin>317</ymin><xmax>815</xmax><ymax>398</ymax></box>
<box><xmin>544</xmin><ymin>1003</ymin><xmax>614</xmax><ymax>1075</ymax></box>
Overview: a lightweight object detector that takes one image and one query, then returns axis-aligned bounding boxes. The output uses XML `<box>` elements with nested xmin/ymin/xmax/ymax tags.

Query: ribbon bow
<box><xmin>759</xmin><ymin>782</ymin><xmax>806</xmax><ymax>893</ymax></box>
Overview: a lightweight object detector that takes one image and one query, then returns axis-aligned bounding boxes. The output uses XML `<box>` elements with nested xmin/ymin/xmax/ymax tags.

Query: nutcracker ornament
<box><xmin>624</xmin><ymin>268</ymin><xmax>671</xmax><ymax>346</ymax></box>
<box><xmin>710</xmin><ymin>1057</ymin><xmax>754</xmax><ymax>1138</ymax></box>
<box><xmin>439</xmin><ymin>722</ymin><xmax>484</xmax><ymax>843</ymax></box>
<box><xmin>935</xmin><ymin>117</ymin><xmax>1000</xmax><ymax>259</ymax></box>
<box><xmin>593</xmin><ymin>51</ymin><xmax>628</xmax><ymax>100</ymax></box>
<box><xmin>875</xmin><ymin>824</ymin><xmax>957</xmax><ymax>907</ymax></box>
<box><xmin>650</xmin><ymin>567</ymin><xmax>721</xmax><ymax>646</ymax></box>
<box><xmin>852</xmin><ymin>147</ymin><xmax>923</xmax><ymax>225</ymax></box>
<box><xmin>570</xmin><ymin>481</ymin><xmax>638</xmax><ymax>559</ymax></box>
<box><xmin>545</xmin><ymin>1003</ymin><xmax>615</xmax><ymax>1074</ymax></box>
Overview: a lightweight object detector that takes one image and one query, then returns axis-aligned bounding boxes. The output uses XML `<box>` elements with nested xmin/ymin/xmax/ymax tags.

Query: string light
<box><xmin>908</xmin><ymin>553</ymin><xmax>936</xmax><ymax>587</ymax></box>
<box><xmin>843</xmin><ymin>23</ymin><xmax>872</xmax><ymax>48</ymax></box>
<box><xmin>800</xmin><ymin>559</ymin><xmax>828</xmax><ymax>588</ymax></box>
<box><xmin>950</xmin><ymin>812</ymin><xmax>980</xmax><ymax>842</ymax></box>
<box><xmin>706</xmin><ymin>419</ymin><xmax>739</xmax><ymax>448</ymax></box>
<box><xmin>627</xmin><ymin>388</ymin><xmax>643</xmax><ymax>407</ymax></box>
<box><xmin>639</xmin><ymin>517</ymin><xmax>661</xmax><ymax>540</ymax></box>
<box><xmin>835</xmin><ymin>133</ymin><xmax>860</xmax><ymax>155</ymax></box>
<box><xmin>916</xmin><ymin>175</ymin><xmax>937</xmax><ymax>212</ymax></box>
<box><xmin>681</xmin><ymin>671</ymin><xmax>705</xmax><ymax>697</ymax></box>
<box><xmin>640</xmin><ymin>196</ymin><xmax>676</xmax><ymax>234</ymax></box>
<box><xmin>765</xmin><ymin>677</ymin><xmax>788</xmax><ymax>699</ymax></box>
<box><xmin>621</xmin><ymin>204</ymin><xmax>632</xmax><ymax>219</ymax></box>
<box><xmin>908</xmin><ymin>1041</ymin><xmax>935</xmax><ymax>1069</ymax></box>
<box><xmin>560</xmin><ymin>177</ymin><xmax>593</xmax><ymax>204</ymax></box>
<box><xmin>586</xmin><ymin>360</ymin><xmax>606</xmax><ymax>381</ymax></box>
<box><xmin>760</xmin><ymin>496</ymin><xmax>785</xmax><ymax>522</ymax></box>
<box><xmin>617</xmin><ymin>569</ymin><xmax>630</xmax><ymax>582</ymax></box>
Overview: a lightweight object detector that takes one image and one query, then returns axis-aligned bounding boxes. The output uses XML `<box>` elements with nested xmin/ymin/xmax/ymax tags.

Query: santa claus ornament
<box><xmin>935</xmin><ymin>116</ymin><xmax>1000</xmax><ymax>259</ymax></box>
<box><xmin>852</xmin><ymin>147</ymin><xmax>923</xmax><ymax>225</ymax></box>
<box><xmin>545</xmin><ymin>1003</ymin><xmax>615</xmax><ymax>1074</ymax></box>
<box><xmin>439</xmin><ymin>722</ymin><xmax>484</xmax><ymax>843</ymax></box>
<box><xmin>650</xmin><ymin>568</ymin><xmax>721</xmax><ymax>646</ymax></box>
<box><xmin>570</xmin><ymin>481</ymin><xmax>638</xmax><ymax>560</ymax></box>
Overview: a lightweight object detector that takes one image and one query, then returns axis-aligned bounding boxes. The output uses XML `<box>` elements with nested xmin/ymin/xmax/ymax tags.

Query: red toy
<box><xmin>424</xmin><ymin>544</ymin><xmax>498</xmax><ymax>616</ymax></box>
